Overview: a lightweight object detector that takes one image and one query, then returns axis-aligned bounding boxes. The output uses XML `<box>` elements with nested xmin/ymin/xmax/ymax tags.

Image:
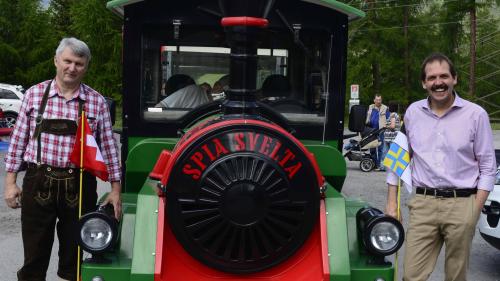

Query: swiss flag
<box><xmin>70</xmin><ymin>116</ymin><xmax>109</xmax><ymax>181</ymax></box>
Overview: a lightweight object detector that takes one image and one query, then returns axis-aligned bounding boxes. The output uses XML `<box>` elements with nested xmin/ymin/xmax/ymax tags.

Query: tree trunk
<box><xmin>372</xmin><ymin>62</ymin><xmax>381</xmax><ymax>96</ymax></box>
<box><xmin>403</xmin><ymin>0</ymin><xmax>410</xmax><ymax>102</ymax></box>
<box><xmin>367</xmin><ymin>0</ymin><xmax>381</xmax><ymax>96</ymax></box>
<box><xmin>469</xmin><ymin>4</ymin><xmax>476</xmax><ymax>97</ymax></box>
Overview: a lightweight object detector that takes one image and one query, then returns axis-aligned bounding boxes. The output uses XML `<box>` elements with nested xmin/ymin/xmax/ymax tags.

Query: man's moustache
<box><xmin>430</xmin><ymin>84</ymin><xmax>448</xmax><ymax>91</ymax></box>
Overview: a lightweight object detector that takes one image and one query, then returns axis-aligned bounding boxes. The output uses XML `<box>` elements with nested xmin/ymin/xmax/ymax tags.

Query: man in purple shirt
<box><xmin>385</xmin><ymin>53</ymin><xmax>496</xmax><ymax>281</ymax></box>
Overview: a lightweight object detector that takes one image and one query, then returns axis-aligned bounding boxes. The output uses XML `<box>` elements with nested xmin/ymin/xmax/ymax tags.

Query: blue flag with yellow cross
<box><xmin>383</xmin><ymin>131</ymin><xmax>412</xmax><ymax>192</ymax></box>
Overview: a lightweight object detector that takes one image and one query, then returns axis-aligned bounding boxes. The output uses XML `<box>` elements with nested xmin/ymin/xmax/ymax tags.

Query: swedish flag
<box><xmin>383</xmin><ymin>132</ymin><xmax>412</xmax><ymax>191</ymax></box>
<box><xmin>383</xmin><ymin>143</ymin><xmax>410</xmax><ymax>177</ymax></box>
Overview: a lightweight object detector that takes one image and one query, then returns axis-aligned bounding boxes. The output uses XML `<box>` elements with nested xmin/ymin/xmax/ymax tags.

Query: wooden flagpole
<box><xmin>76</xmin><ymin>111</ymin><xmax>85</xmax><ymax>281</ymax></box>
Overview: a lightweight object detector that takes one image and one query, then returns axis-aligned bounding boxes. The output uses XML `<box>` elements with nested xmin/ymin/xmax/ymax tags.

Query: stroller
<box><xmin>343</xmin><ymin>127</ymin><xmax>386</xmax><ymax>172</ymax></box>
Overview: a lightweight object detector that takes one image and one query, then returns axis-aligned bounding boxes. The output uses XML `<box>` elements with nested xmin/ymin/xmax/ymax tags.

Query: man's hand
<box><xmin>4</xmin><ymin>172</ymin><xmax>21</xmax><ymax>209</ymax></box>
<box><xmin>385</xmin><ymin>200</ymin><xmax>400</xmax><ymax>220</ymax></box>
<box><xmin>101</xmin><ymin>181</ymin><xmax>122</xmax><ymax>220</ymax></box>
<box><xmin>475</xmin><ymin>189</ymin><xmax>490</xmax><ymax>216</ymax></box>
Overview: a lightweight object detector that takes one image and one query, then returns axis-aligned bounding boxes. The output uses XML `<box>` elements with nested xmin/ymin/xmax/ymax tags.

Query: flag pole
<box><xmin>394</xmin><ymin>177</ymin><xmax>402</xmax><ymax>281</ymax></box>
<box><xmin>394</xmin><ymin>120</ymin><xmax>404</xmax><ymax>281</ymax></box>
<box><xmin>76</xmin><ymin>111</ymin><xmax>85</xmax><ymax>281</ymax></box>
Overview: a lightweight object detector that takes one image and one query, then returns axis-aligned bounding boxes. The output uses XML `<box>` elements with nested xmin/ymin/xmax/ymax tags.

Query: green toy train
<box><xmin>78</xmin><ymin>0</ymin><xmax>404</xmax><ymax>280</ymax></box>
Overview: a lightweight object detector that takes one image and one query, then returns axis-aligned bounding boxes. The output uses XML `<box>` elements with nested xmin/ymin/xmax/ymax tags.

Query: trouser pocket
<box><xmin>64</xmin><ymin>176</ymin><xmax>78</xmax><ymax>208</ymax></box>
<box><xmin>33</xmin><ymin>174</ymin><xmax>54</xmax><ymax>207</ymax></box>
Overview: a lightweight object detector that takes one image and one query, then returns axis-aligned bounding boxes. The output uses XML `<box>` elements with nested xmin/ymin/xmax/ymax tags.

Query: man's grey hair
<box><xmin>55</xmin><ymin>37</ymin><xmax>91</xmax><ymax>62</ymax></box>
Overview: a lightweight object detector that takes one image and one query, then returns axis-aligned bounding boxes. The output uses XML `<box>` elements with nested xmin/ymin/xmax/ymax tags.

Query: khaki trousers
<box><xmin>403</xmin><ymin>194</ymin><xmax>481</xmax><ymax>281</ymax></box>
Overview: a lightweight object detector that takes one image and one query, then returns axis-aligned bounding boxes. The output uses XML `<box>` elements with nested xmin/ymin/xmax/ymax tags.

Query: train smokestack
<box><xmin>219</xmin><ymin>0</ymin><xmax>274</xmax><ymax>115</ymax></box>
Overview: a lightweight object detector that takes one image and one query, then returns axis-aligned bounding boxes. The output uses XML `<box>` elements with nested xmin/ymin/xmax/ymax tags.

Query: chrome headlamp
<box><xmin>78</xmin><ymin>204</ymin><xmax>118</xmax><ymax>255</ymax></box>
<box><xmin>357</xmin><ymin>207</ymin><xmax>404</xmax><ymax>256</ymax></box>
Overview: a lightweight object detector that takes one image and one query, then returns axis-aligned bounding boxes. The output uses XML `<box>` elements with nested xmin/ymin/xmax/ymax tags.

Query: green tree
<box><xmin>346</xmin><ymin>0</ymin><xmax>430</xmax><ymax>108</ymax></box>
<box><xmin>0</xmin><ymin>42</ymin><xmax>22</xmax><ymax>82</ymax></box>
<box><xmin>49</xmin><ymin>0</ymin><xmax>76</xmax><ymax>36</ymax></box>
<box><xmin>468</xmin><ymin>4</ymin><xmax>500</xmax><ymax>120</ymax></box>
<box><xmin>69</xmin><ymin>0</ymin><xmax>122</xmax><ymax>101</ymax></box>
<box><xmin>343</xmin><ymin>0</ymin><xmax>500</xmax><ymax>114</ymax></box>
<box><xmin>0</xmin><ymin>0</ymin><xmax>56</xmax><ymax>86</ymax></box>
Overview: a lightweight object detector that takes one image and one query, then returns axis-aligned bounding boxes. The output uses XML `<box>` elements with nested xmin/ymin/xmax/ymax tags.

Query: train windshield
<box><xmin>143</xmin><ymin>46</ymin><xmax>289</xmax><ymax>122</ymax></box>
<box><xmin>141</xmin><ymin>43</ymin><xmax>328</xmax><ymax>125</ymax></box>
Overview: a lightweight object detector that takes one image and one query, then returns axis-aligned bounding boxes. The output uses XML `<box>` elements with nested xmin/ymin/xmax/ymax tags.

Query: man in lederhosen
<box><xmin>4</xmin><ymin>37</ymin><xmax>121</xmax><ymax>281</ymax></box>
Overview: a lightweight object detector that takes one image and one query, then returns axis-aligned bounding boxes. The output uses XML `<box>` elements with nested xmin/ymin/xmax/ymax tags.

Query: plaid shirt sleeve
<box><xmin>5</xmin><ymin>89</ymin><xmax>33</xmax><ymax>172</ymax></box>
<box><xmin>97</xmin><ymin>96</ymin><xmax>121</xmax><ymax>182</ymax></box>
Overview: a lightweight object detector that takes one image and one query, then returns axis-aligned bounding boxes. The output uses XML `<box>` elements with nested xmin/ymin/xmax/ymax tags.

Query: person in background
<box><xmin>385</xmin><ymin>53</ymin><xmax>496</xmax><ymax>281</ymax></box>
<box><xmin>382</xmin><ymin>102</ymin><xmax>401</xmax><ymax>162</ymax></box>
<box><xmin>260</xmin><ymin>74</ymin><xmax>290</xmax><ymax>101</ymax></box>
<box><xmin>366</xmin><ymin>94</ymin><xmax>390</xmax><ymax>171</ymax></box>
<box><xmin>4</xmin><ymin>37</ymin><xmax>121</xmax><ymax>281</ymax></box>
<box><xmin>200</xmin><ymin>82</ymin><xmax>213</xmax><ymax>101</ymax></box>
<box><xmin>155</xmin><ymin>74</ymin><xmax>209</xmax><ymax>108</ymax></box>
<box><xmin>211</xmin><ymin>74</ymin><xmax>230</xmax><ymax>100</ymax></box>
<box><xmin>162</xmin><ymin>74</ymin><xmax>195</xmax><ymax>97</ymax></box>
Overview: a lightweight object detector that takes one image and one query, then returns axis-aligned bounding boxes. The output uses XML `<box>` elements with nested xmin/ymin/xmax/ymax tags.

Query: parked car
<box><xmin>0</xmin><ymin>83</ymin><xmax>24</xmax><ymax>128</ymax></box>
<box><xmin>0</xmin><ymin>107</ymin><xmax>13</xmax><ymax>136</ymax></box>
<box><xmin>478</xmin><ymin>150</ymin><xmax>500</xmax><ymax>250</ymax></box>
<box><xmin>0</xmin><ymin>108</ymin><xmax>7</xmax><ymax>127</ymax></box>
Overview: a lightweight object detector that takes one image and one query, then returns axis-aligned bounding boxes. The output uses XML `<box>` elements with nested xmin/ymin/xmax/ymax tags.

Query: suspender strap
<box><xmin>33</xmin><ymin>81</ymin><xmax>52</xmax><ymax>140</ymax></box>
<box><xmin>35</xmin><ymin>81</ymin><xmax>52</xmax><ymax>165</ymax></box>
<box><xmin>34</xmin><ymin>82</ymin><xmax>86</xmax><ymax>165</ymax></box>
<box><xmin>78</xmin><ymin>98</ymin><xmax>84</xmax><ymax>117</ymax></box>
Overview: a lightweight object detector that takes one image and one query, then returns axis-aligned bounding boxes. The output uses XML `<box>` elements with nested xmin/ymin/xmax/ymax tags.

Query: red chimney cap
<box><xmin>221</xmin><ymin>17</ymin><xmax>268</xmax><ymax>28</ymax></box>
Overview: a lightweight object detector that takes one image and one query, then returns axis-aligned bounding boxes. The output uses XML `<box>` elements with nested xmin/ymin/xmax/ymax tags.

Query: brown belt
<box><xmin>416</xmin><ymin>187</ymin><xmax>477</xmax><ymax>198</ymax></box>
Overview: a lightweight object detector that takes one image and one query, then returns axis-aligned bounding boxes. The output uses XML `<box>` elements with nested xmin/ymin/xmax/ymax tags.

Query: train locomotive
<box><xmin>78</xmin><ymin>0</ymin><xmax>404</xmax><ymax>280</ymax></box>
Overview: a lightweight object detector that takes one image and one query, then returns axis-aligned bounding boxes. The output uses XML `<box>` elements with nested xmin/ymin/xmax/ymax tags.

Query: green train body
<box><xmin>78</xmin><ymin>1</ymin><xmax>404</xmax><ymax>280</ymax></box>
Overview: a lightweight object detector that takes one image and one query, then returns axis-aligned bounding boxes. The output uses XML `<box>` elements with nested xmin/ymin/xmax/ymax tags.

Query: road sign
<box><xmin>350</xmin><ymin>84</ymin><xmax>359</xmax><ymax>99</ymax></box>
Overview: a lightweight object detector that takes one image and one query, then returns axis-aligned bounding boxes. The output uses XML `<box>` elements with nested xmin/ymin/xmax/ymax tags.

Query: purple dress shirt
<box><xmin>387</xmin><ymin>94</ymin><xmax>496</xmax><ymax>191</ymax></box>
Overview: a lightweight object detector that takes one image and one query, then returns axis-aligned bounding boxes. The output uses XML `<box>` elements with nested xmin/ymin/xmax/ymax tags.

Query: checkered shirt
<box><xmin>5</xmin><ymin>79</ymin><xmax>121</xmax><ymax>182</ymax></box>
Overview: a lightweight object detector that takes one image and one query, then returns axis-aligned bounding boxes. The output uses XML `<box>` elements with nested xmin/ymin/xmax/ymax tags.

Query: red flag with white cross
<box><xmin>70</xmin><ymin>116</ymin><xmax>109</xmax><ymax>181</ymax></box>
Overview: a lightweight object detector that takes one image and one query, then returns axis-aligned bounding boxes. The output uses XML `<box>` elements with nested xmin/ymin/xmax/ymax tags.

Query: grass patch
<box><xmin>113</xmin><ymin>105</ymin><xmax>122</xmax><ymax>131</ymax></box>
<box><xmin>492</xmin><ymin>122</ymin><xmax>500</xmax><ymax>130</ymax></box>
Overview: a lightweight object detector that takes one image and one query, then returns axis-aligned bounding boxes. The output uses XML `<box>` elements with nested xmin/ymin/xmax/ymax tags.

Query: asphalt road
<box><xmin>1</xmin><ymin>132</ymin><xmax>500</xmax><ymax>281</ymax></box>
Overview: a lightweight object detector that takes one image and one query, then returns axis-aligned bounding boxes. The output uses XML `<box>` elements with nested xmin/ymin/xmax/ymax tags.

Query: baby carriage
<box><xmin>343</xmin><ymin>127</ymin><xmax>386</xmax><ymax>172</ymax></box>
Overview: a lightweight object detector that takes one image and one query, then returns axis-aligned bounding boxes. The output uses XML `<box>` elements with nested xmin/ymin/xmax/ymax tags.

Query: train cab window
<box><xmin>140</xmin><ymin>32</ymin><xmax>330</xmax><ymax>126</ymax></box>
<box><xmin>142</xmin><ymin>46</ymin><xmax>290</xmax><ymax>121</ymax></box>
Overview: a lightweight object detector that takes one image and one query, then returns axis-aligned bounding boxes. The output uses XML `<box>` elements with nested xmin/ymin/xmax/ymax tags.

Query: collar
<box><xmin>422</xmin><ymin>91</ymin><xmax>464</xmax><ymax>111</ymax></box>
<box><xmin>371</xmin><ymin>103</ymin><xmax>386</xmax><ymax>110</ymax></box>
<box><xmin>51</xmin><ymin>79</ymin><xmax>87</xmax><ymax>101</ymax></box>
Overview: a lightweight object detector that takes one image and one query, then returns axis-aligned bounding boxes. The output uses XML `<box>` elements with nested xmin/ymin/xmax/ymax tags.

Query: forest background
<box><xmin>0</xmin><ymin>0</ymin><xmax>499</xmax><ymax>119</ymax></box>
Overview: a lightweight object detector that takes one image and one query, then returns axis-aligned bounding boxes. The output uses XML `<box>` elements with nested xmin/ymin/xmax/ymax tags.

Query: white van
<box><xmin>0</xmin><ymin>83</ymin><xmax>24</xmax><ymax>127</ymax></box>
